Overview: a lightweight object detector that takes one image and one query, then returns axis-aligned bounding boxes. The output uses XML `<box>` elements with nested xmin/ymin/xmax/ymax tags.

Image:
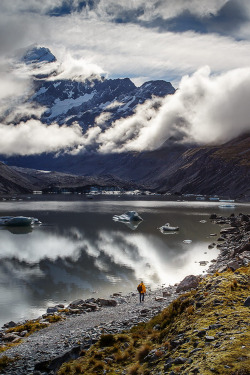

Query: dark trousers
<box><xmin>139</xmin><ymin>293</ymin><xmax>144</xmax><ymax>302</ymax></box>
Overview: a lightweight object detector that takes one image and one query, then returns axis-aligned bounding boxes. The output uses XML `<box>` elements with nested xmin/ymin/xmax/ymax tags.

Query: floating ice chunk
<box><xmin>113</xmin><ymin>211</ymin><xmax>143</xmax><ymax>222</ymax></box>
<box><xmin>159</xmin><ymin>223</ymin><xmax>179</xmax><ymax>233</ymax></box>
<box><xmin>183</xmin><ymin>239</ymin><xmax>192</xmax><ymax>244</ymax></box>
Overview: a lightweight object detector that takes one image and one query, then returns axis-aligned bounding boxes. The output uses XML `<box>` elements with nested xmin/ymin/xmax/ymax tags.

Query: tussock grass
<box><xmin>135</xmin><ymin>344</ymin><xmax>152</xmax><ymax>362</ymax></box>
<box><xmin>0</xmin><ymin>355</ymin><xmax>15</xmax><ymax>372</ymax></box>
<box><xmin>45</xmin><ymin>314</ymin><xmax>63</xmax><ymax>323</ymax></box>
<box><xmin>99</xmin><ymin>333</ymin><xmax>116</xmax><ymax>347</ymax></box>
<box><xmin>57</xmin><ymin>266</ymin><xmax>250</xmax><ymax>375</ymax></box>
<box><xmin>7</xmin><ymin>320</ymin><xmax>48</xmax><ymax>336</ymax></box>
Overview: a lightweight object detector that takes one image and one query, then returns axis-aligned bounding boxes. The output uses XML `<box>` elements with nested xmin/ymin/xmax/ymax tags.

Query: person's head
<box><xmin>141</xmin><ymin>281</ymin><xmax>143</xmax><ymax>284</ymax></box>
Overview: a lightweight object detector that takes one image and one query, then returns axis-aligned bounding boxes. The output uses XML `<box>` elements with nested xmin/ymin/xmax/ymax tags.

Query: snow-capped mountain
<box><xmin>33</xmin><ymin>77</ymin><xmax>175</xmax><ymax>128</ymax></box>
<box><xmin>2</xmin><ymin>46</ymin><xmax>248</xmax><ymax>198</ymax></box>
<box><xmin>9</xmin><ymin>46</ymin><xmax>176</xmax><ymax>129</ymax></box>
<box><xmin>21</xmin><ymin>46</ymin><xmax>57</xmax><ymax>65</ymax></box>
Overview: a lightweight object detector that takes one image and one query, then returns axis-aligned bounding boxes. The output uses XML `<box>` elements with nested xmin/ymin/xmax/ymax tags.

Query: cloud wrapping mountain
<box><xmin>93</xmin><ymin>66</ymin><xmax>250</xmax><ymax>152</ymax></box>
<box><xmin>1</xmin><ymin>65</ymin><xmax>250</xmax><ymax>156</ymax></box>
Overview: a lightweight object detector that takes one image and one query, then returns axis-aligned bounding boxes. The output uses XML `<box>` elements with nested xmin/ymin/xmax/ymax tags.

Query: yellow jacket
<box><xmin>138</xmin><ymin>282</ymin><xmax>146</xmax><ymax>294</ymax></box>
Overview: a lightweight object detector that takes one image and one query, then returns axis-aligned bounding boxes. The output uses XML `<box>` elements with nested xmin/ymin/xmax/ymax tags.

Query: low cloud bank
<box><xmin>0</xmin><ymin>66</ymin><xmax>250</xmax><ymax>156</ymax></box>
<box><xmin>0</xmin><ymin>120</ymin><xmax>84</xmax><ymax>156</ymax></box>
<box><xmin>96</xmin><ymin>66</ymin><xmax>250</xmax><ymax>152</ymax></box>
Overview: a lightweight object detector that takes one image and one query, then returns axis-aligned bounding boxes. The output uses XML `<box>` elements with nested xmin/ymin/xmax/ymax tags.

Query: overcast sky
<box><xmin>1</xmin><ymin>0</ymin><xmax>250</xmax><ymax>156</ymax></box>
<box><xmin>1</xmin><ymin>0</ymin><xmax>250</xmax><ymax>85</ymax></box>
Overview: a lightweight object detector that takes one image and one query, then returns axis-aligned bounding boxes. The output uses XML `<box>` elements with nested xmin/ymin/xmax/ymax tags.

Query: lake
<box><xmin>0</xmin><ymin>196</ymin><xmax>249</xmax><ymax>327</ymax></box>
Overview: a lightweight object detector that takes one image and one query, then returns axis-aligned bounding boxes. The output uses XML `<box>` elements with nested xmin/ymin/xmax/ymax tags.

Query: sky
<box><xmin>1</xmin><ymin>0</ymin><xmax>250</xmax><ymax>156</ymax></box>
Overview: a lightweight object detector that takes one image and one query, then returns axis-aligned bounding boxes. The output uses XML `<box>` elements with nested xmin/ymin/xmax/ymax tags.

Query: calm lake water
<box><xmin>0</xmin><ymin>196</ymin><xmax>249</xmax><ymax>326</ymax></box>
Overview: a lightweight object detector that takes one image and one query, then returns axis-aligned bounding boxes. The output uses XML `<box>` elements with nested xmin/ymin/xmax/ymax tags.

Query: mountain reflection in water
<box><xmin>0</xmin><ymin>198</ymin><xmax>246</xmax><ymax>326</ymax></box>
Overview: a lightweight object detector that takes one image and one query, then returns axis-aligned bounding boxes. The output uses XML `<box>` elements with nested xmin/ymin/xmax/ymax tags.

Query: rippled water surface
<box><xmin>0</xmin><ymin>196</ymin><xmax>248</xmax><ymax>326</ymax></box>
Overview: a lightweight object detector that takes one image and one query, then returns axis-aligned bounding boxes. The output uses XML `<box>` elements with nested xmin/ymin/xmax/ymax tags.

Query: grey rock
<box><xmin>243</xmin><ymin>296</ymin><xmax>250</xmax><ymax>307</ymax></box>
<box><xmin>164</xmin><ymin>358</ymin><xmax>174</xmax><ymax>370</ymax></box>
<box><xmin>209</xmin><ymin>324</ymin><xmax>222</xmax><ymax>330</ymax></box>
<box><xmin>197</xmin><ymin>330</ymin><xmax>206</xmax><ymax>337</ymax></box>
<box><xmin>227</xmin><ymin>261</ymin><xmax>240</xmax><ymax>271</ymax></box>
<box><xmin>47</xmin><ymin>307</ymin><xmax>58</xmax><ymax>314</ymax></box>
<box><xmin>220</xmin><ymin>227</ymin><xmax>239</xmax><ymax>234</ymax></box>
<box><xmin>205</xmin><ymin>336</ymin><xmax>215</xmax><ymax>341</ymax></box>
<box><xmin>163</xmin><ymin>291</ymin><xmax>172</xmax><ymax>297</ymax></box>
<box><xmin>176</xmin><ymin>275</ymin><xmax>199</xmax><ymax>293</ymax></box>
<box><xmin>173</xmin><ymin>357</ymin><xmax>187</xmax><ymax>364</ymax></box>
<box><xmin>97</xmin><ymin>298</ymin><xmax>117</xmax><ymax>307</ymax></box>
<box><xmin>3</xmin><ymin>321</ymin><xmax>17</xmax><ymax>328</ymax></box>
<box><xmin>68</xmin><ymin>299</ymin><xmax>85</xmax><ymax>308</ymax></box>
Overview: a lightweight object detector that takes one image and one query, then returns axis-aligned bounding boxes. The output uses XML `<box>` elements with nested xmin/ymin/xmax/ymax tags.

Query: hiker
<box><xmin>137</xmin><ymin>281</ymin><xmax>146</xmax><ymax>303</ymax></box>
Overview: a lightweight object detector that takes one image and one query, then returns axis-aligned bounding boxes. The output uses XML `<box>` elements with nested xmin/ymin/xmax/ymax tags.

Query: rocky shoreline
<box><xmin>0</xmin><ymin>213</ymin><xmax>249</xmax><ymax>374</ymax></box>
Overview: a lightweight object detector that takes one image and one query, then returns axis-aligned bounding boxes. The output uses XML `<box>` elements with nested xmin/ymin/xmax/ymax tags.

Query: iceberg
<box><xmin>0</xmin><ymin>216</ymin><xmax>41</xmax><ymax>227</ymax></box>
<box><xmin>113</xmin><ymin>211</ymin><xmax>143</xmax><ymax>223</ymax></box>
<box><xmin>159</xmin><ymin>223</ymin><xmax>179</xmax><ymax>233</ymax></box>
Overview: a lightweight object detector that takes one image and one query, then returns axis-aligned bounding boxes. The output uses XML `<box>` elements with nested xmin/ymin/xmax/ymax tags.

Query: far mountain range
<box><xmin>0</xmin><ymin>46</ymin><xmax>249</xmax><ymax>198</ymax></box>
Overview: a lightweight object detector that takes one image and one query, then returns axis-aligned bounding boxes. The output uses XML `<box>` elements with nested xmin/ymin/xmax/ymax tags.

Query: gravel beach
<box><xmin>0</xmin><ymin>286</ymin><xmax>177</xmax><ymax>374</ymax></box>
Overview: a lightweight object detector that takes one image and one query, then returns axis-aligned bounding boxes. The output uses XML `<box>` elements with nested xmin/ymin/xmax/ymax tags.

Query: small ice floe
<box><xmin>31</xmin><ymin>217</ymin><xmax>42</xmax><ymax>225</ymax></box>
<box><xmin>219</xmin><ymin>204</ymin><xmax>236</xmax><ymax>208</ymax></box>
<box><xmin>159</xmin><ymin>223</ymin><xmax>179</xmax><ymax>233</ymax></box>
<box><xmin>183</xmin><ymin>239</ymin><xmax>192</xmax><ymax>244</ymax></box>
<box><xmin>113</xmin><ymin>211</ymin><xmax>143</xmax><ymax>222</ymax></box>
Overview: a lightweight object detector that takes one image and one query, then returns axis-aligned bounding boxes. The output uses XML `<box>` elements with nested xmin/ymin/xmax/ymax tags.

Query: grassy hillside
<box><xmin>58</xmin><ymin>267</ymin><xmax>250</xmax><ymax>375</ymax></box>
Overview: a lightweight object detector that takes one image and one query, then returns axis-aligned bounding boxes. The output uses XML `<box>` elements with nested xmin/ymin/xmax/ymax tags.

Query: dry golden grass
<box><xmin>57</xmin><ymin>266</ymin><xmax>250</xmax><ymax>375</ymax></box>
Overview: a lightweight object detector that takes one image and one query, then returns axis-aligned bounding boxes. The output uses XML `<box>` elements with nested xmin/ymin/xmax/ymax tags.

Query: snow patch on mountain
<box><xmin>47</xmin><ymin>92</ymin><xmax>95</xmax><ymax>119</ymax></box>
<box><xmin>118</xmin><ymin>96</ymin><xmax>136</xmax><ymax>112</ymax></box>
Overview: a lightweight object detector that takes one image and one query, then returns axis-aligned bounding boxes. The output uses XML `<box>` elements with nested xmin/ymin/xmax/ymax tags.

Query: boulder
<box><xmin>220</xmin><ymin>227</ymin><xmax>239</xmax><ymax>234</ymax></box>
<box><xmin>82</xmin><ymin>303</ymin><xmax>98</xmax><ymax>311</ymax></box>
<box><xmin>155</xmin><ymin>296</ymin><xmax>164</xmax><ymax>302</ymax></box>
<box><xmin>163</xmin><ymin>291</ymin><xmax>172</xmax><ymax>297</ymax></box>
<box><xmin>227</xmin><ymin>261</ymin><xmax>241</xmax><ymax>271</ymax></box>
<box><xmin>97</xmin><ymin>299</ymin><xmax>117</xmax><ymax>307</ymax></box>
<box><xmin>241</xmin><ymin>215</ymin><xmax>249</xmax><ymax>222</ymax></box>
<box><xmin>176</xmin><ymin>275</ymin><xmax>199</xmax><ymax>293</ymax></box>
<box><xmin>2</xmin><ymin>333</ymin><xmax>20</xmax><ymax>342</ymax></box>
<box><xmin>3</xmin><ymin>321</ymin><xmax>16</xmax><ymax>328</ymax></box>
<box><xmin>34</xmin><ymin>345</ymin><xmax>81</xmax><ymax>372</ymax></box>
<box><xmin>174</xmin><ymin>357</ymin><xmax>188</xmax><ymax>364</ymax></box>
<box><xmin>210</xmin><ymin>214</ymin><xmax>217</xmax><ymax>219</ymax></box>
<box><xmin>69</xmin><ymin>299</ymin><xmax>85</xmax><ymax>308</ymax></box>
<box><xmin>47</xmin><ymin>307</ymin><xmax>58</xmax><ymax>314</ymax></box>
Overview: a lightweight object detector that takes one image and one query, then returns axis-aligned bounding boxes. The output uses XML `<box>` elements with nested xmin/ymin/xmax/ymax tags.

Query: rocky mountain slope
<box><xmin>6</xmin><ymin>46</ymin><xmax>175</xmax><ymax>129</ymax></box>
<box><xmin>0</xmin><ymin>162</ymin><xmax>141</xmax><ymax>195</ymax></box>
<box><xmin>0</xmin><ymin>46</ymin><xmax>249</xmax><ymax>198</ymax></box>
<box><xmin>4</xmin><ymin>134</ymin><xmax>249</xmax><ymax>198</ymax></box>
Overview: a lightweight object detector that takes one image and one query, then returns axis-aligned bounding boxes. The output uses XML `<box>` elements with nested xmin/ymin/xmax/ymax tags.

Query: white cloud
<box><xmin>92</xmin><ymin>0</ymin><xmax>229</xmax><ymax>21</ymax></box>
<box><xmin>1</xmin><ymin>2</ymin><xmax>250</xmax><ymax>84</ymax></box>
<box><xmin>4</xmin><ymin>103</ymin><xmax>47</xmax><ymax>124</ymax></box>
<box><xmin>92</xmin><ymin>66</ymin><xmax>250</xmax><ymax>152</ymax></box>
<box><xmin>0</xmin><ymin>120</ymin><xmax>84</xmax><ymax>156</ymax></box>
<box><xmin>94</xmin><ymin>111</ymin><xmax>112</xmax><ymax>126</ymax></box>
<box><xmin>1</xmin><ymin>66</ymin><xmax>250</xmax><ymax>157</ymax></box>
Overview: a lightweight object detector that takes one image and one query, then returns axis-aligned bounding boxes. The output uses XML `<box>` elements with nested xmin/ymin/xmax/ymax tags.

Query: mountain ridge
<box><xmin>0</xmin><ymin>46</ymin><xmax>249</xmax><ymax>198</ymax></box>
